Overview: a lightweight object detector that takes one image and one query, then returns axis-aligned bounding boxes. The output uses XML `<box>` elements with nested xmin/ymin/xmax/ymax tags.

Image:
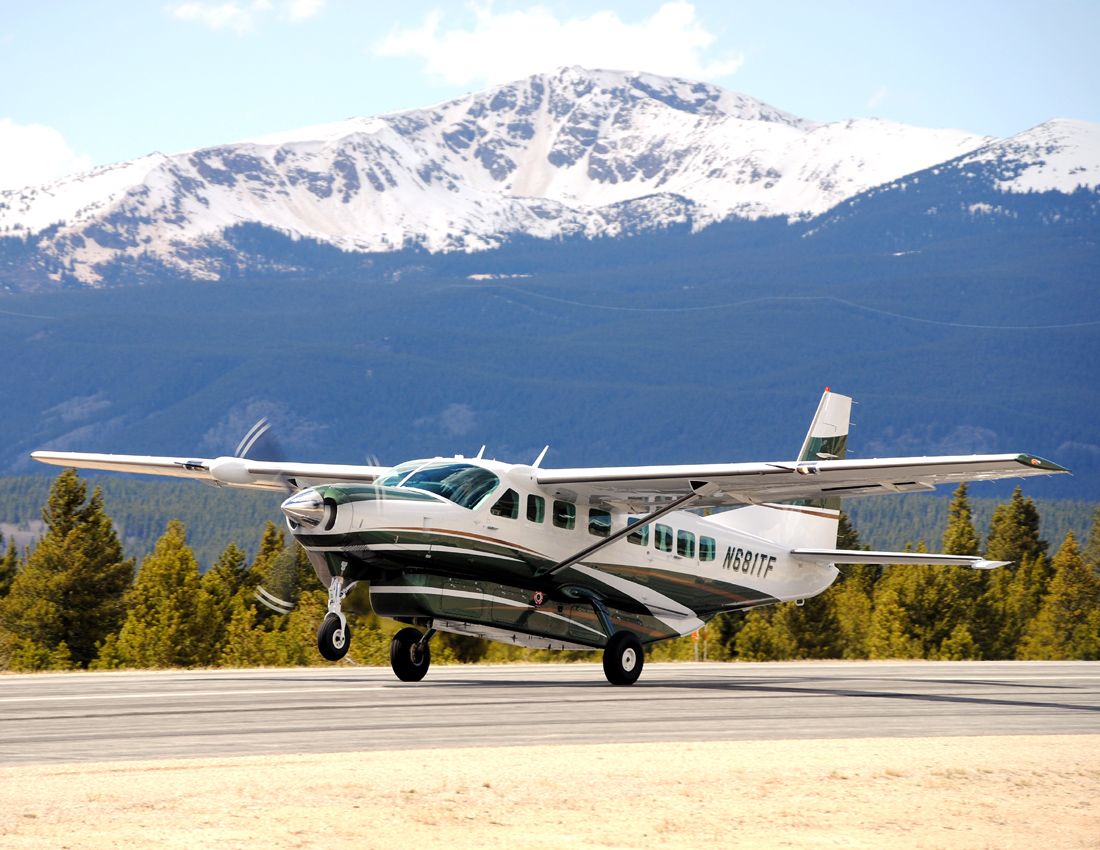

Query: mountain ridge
<box><xmin>8</xmin><ymin>66</ymin><xmax>1096</xmax><ymax>289</ymax></box>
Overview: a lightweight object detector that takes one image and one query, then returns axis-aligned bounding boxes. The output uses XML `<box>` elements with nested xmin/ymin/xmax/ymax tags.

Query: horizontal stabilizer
<box><xmin>791</xmin><ymin>548</ymin><xmax>1010</xmax><ymax>570</ymax></box>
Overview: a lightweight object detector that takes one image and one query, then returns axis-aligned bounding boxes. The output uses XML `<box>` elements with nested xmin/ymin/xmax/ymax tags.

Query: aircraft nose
<box><xmin>281</xmin><ymin>488</ymin><xmax>327</xmax><ymax>527</ymax></box>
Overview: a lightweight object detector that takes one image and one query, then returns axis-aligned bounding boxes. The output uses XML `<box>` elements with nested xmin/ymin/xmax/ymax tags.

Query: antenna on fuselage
<box><xmin>475</xmin><ymin>445</ymin><xmax>486</xmax><ymax>459</ymax></box>
<box><xmin>532</xmin><ymin>445</ymin><xmax>550</xmax><ymax>468</ymax></box>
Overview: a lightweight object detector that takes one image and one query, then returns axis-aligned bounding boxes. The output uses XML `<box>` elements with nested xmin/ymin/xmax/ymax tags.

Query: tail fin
<box><xmin>788</xmin><ymin>388</ymin><xmax>852</xmax><ymax>545</ymax></box>
<box><xmin>797</xmin><ymin>388</ymin><xmax>851</xmax><ymax>463</ymax></box>
<box><xmin>712</xmin><ymin>389</ymin><xmax>852</xmax><ymax>550</ymax></box>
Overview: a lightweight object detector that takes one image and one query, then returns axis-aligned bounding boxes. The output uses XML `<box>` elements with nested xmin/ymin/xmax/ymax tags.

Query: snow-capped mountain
<box><xmin>1</xmin><ymin>66</ymin><xmax>1097</xmax><ymax>287</ymax></box>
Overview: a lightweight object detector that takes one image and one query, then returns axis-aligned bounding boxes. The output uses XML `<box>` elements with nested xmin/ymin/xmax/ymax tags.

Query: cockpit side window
<box><xmin>394</xmin><ymin>463</ymin><xmax>500</xmax><ymax>509</ymax></box>
<box><xmin>491</xmin><ymin>488</ymin><xmax>519</xmax><ymax>519</ymax></box>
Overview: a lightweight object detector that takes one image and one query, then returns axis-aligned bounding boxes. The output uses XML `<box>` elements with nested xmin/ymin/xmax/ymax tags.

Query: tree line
<box><xmin>0</xmin><ymin>470</ymin><xmax>1098</xmax><ymax>672</ymax></box>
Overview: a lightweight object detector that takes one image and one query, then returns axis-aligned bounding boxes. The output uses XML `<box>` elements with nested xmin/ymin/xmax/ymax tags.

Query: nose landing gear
<box><xmin>316</xmin><ymin>574</ymin><xmax>352</xmax><ymax>661</ymax></box>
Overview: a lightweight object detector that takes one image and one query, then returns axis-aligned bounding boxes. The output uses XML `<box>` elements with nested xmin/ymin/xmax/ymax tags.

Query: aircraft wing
<box><xmin>30</xmin><ymin>451</ymin><xmax>390</xmax><ymax>493</ymax></box>
<box><xmin>535</xmin><ymin>453</ymin><xmax>1068</xmax><ymax>508</ymax></box>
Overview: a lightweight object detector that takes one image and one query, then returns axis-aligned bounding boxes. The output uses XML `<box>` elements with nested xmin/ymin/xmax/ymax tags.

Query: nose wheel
<box><xmin>390</xmin><ymin>627</ymin><xmax>433</xmax><ymax>682</ymax></box>
<box><xmin>317</xmin><ymin>613</ymin><xmax>351</xmax><ymax>661</ymax></box>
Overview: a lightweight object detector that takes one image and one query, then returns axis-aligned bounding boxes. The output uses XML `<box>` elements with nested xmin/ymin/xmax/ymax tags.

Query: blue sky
<box><xmin>1</xmin><ymin>1</ymin><xmax>1098</xmax><ymax>188</ymax></box>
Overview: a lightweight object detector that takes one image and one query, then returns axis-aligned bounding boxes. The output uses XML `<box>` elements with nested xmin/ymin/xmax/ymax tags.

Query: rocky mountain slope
<box><xmin>13</xmin><ymin>66</ymin><xmax>1095</xmax><ymax>288</ymax></box>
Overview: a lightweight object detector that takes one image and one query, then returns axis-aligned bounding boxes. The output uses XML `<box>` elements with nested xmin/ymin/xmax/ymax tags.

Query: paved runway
<box><xmin>1</xmin><ymin>661</ymin><xmax>1097</xmax><ymax>764</ymax></box>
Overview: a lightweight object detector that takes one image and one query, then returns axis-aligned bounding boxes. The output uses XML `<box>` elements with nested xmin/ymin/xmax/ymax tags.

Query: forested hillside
<box><xmin>1</xmin><ymin>472</ymin><xmax>1097</xmax><ymax>672</ymax></box>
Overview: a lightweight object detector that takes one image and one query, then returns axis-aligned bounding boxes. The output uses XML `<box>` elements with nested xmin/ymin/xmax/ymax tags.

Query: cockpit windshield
<box><xmin>376</xmin><ymin>462</ymin><xmax>500</xmax><ymax>510</ymax></box>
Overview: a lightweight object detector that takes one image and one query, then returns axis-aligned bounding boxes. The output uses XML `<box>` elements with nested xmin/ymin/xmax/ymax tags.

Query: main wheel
<box><xmin>602</xmin><ymin>630</ymin><xmax>644</xmax><ymax>685</ymax></box>
<box><xmin>390</xmin><ymin>627</ymin><xmax>431</xmax><ymax>682</ymax></box>
<box><xmin>317</xmin><ymin>613</ymin><xmax>351</xmax><ymax>661</ymax></box>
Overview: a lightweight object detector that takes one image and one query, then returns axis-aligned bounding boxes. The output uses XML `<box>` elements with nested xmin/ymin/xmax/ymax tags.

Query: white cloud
<box><xmin>866</xmin><ymin>85</ymin><xmax>888</xmax><ymax>111</ymax></box>
<box><xmin>375</xmin><ymin>2</ymin><xmax>743</xmax><ymax>86</ymax></box>
<box><xmin>0</xmin><ymin>119</ymin><xmax>92</xmax><ymax>191</ymax></box>
<box><xmin>286</xmin><ymin>0</ymin><xmax>325</xmax><ymax>21</ymax></box>
<box><xmin>167</xmin><ymin>0</ymin><xmax>323</xmax><ymax>33</ymax></box>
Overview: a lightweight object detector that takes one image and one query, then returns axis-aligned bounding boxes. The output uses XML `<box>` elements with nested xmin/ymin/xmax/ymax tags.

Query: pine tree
<box><xmin>822</xmin><ymin>511</ymin><xmax>873</xmax><ymax>658</ymax></box>
<box><xmin>219</xmin><ymin>596</ymin><xmax>267</xmax><ymax>667</ymax></box>
<box><xmin>1083</xmin><ymin>507</ymin><xmax>1100</xmax><ymax>578</ymax></box>
<box><xmin>981</xmin><ymin>487</ymin><xmax>1050</xmax><ymax>658</ymax></box>
<box><xmin>201</xmin><ymin>542</ymin><xmax>249</xmax><ymax>661</ymax></box>
<box><xmin>99</xmin><ymin>520</ymin><xmax>209</xmax><ymax>669</ymax></box>
<box><xmin>733</xmin><ymin>607</ymin><xmax>796</xmax><ymax>661</ymax></box>
<box><xmin>0</xmin><ymin>470</ymin><xmax>133</xmax><ymax>669</ymax></box>
<box><xmin>1019</xmin><ymin>533</ymin><xmax>1100</xmax><ymax>660</ymax></box>
<box><xmin>0</xmin><ymin>534</ymin><xmax>18</xmax><ymax>598</ymax></box>
<box><xmin>940</xmin><ymin>483</ymin><xmax>987</xmax><ymax>657</ymax></box>
<box><xmin>867</xmin><ymin>586</ymin><xmax>920</xmax><ymax>658</ymax></box>
<box><xmin>943</xmin><ymin>484</ymin><xmax>980</xmax><ymax>555</ymax></box>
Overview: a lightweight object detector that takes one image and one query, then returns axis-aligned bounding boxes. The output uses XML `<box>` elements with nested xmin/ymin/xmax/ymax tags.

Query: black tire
<box><xmin>317</xmin><ymin>613</ymin><xmax>351</xmax><ymax>661</ymax></box>
<box><xmin>602</xmin><ymin>631</ymin><xmax>644</xmax><ymax>685</ymax></box>
<box><xmin>390</xmin><ymin>627</ymin><xmax>431</xmax><ymax>682</ymax></box>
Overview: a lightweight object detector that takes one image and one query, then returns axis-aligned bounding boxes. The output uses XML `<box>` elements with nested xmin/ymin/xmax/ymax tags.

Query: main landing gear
<box><xmin>603</xmin><ymin>631</ymin><xmax>644</xmax><ymax>686</ymax></box>
<box><xmin>390</xmin><ymin>627</ymin><xmax>434</xmax><ymax>682</ymax></box>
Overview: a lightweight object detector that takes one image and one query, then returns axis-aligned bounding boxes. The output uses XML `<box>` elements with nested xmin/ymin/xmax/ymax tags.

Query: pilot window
<box><xmin>553</xmin><ymin>500</ymin><xmax>576</xmax><ymax>530</ymax></box>
<box><xmin>700</xmin><ymin>536</ymin><xmax>716</xmax><ymax>562</ymax></box>
<box><xmin>655</xmin><ymin>524</ymin><xmax>673</xmax><ymax>552</ymax></box>
<box><xmin>677</xmin><ymin>530</ymin><xmax>696</xmax><ymax>558</ymax></box>
<box><xmin>588</xmin><ymin>508</ymin><xmax>611</xmax><ymax>538</ymax></box>
<box><xmin>626</xmin><ymin>517</ymin><xmax>649</xmax><ymax>546</ymax></box>
<box><xmin>527</xmin><ymin>494</ymin><xmax>545</xmax><ymax>523</ymax></box>
<box><xmin>490</xmin><ymin>488</ymin><xmax>519</xmax><ymax>519</ymax></box>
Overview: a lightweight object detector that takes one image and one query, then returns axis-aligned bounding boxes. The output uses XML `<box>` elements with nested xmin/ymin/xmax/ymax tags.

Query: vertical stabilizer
<box><xmin>798</xmin><ymin>388</ymin><xmax>851</xmax><ymax>462</ymax></box>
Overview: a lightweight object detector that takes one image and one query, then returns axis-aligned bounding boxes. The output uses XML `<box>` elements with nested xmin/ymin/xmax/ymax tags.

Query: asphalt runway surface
<box><xmin>1</xmin><ymin>660</ymin><xmax>1097</xmax><ymax>764</ymax></box>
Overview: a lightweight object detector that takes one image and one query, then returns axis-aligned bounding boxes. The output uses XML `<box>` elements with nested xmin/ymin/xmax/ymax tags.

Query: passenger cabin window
<box><xmin>490</xmin><ymin>488</ymin><xmax>519</xmax><ymax>519</ymax></box>
<box><xmin>627</xmin><ymin>517</ymin><xmax>649</xmax><ymax>546</ymax></box>
<box><xmin>700</xmin><ymin>536</ymin><xmax>716</xmax><ymax>562</ymax></box>
<box><xmin>655</xmin><ymin>524</ymin><xmax>673</xmax><ymax>552</ymax></box>
<box><xmin>588</xmin><ymin>508</ymin><xmax>611</xmax><ymax>538</ymax></box>
<box><xmin>553</xmin><ymin>500</ymin><xmax>576</xmax><ymax>530</ymax></box>
<box><xmin>677</xmin><ymin>530</ymin><xmax>696</xmax><ymax>558</ymax></box>
<box><xmin>527</xmin><ymin>495</ymin><xmax>545</xmax><ymax>523</ymax></box>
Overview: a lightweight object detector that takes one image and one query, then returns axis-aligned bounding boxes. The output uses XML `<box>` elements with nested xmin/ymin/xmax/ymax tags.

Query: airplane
<box><xmin>31</xmin><ymin>389</ymin><xmax>1068</xmax><ymax>685</ymax></box>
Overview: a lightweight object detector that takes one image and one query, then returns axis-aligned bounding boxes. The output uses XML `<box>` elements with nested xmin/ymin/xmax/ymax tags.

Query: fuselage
<box><xmin>282</xmin><ymin>457</ymin><xmax>839</xmax><ymax>650</ymax></box>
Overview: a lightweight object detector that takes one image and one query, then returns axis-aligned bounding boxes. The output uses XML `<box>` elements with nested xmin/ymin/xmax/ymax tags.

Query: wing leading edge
<box><xmin>30</xmin><ymin>451</ymin><xmax>389</xmax><ymax>492</ymax></box>
<box><xmin>534</xmin><ymin>453</ymin><xmax>1068</xmax><ymax>508</ymax></box>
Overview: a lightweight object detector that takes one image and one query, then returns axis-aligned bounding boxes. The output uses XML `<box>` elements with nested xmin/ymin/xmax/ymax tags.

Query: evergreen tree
<box><xmin>940</xmin><ymin>483</ymin><xmax>988</xmax><ymax>657</ymax></box>
<box><xmin>822</xmin><ymin>511</ymin><xmax>873</xmax><ymax>658</ymax></box>
<box><xmin>0</xmin><ymin>470</ymin><xmax>133</xmax><ymax>669</ymax></box>
<box><xmin>1019</xmin><ymin>533</ymin><xmax>1100</xmax><ymax>660</ymax></box>
<box><xmin>866</xmin><ymin>586</ymin><xmax>920</xmax><ymax>658</ymax></box>
<box><xmin>0</xmin><ymin>534</ymin><xmax>18</xmax><ymax>598</ymax></box>
<box><xmin>201</xmin><ymin>542</ymin><xmax>248</xmax><ymax>660</ymax></box>
<box><xmin>1083</xmin><ymin>507</ymin><xmax>1100</xmax><ymax>578</ymax></box>
<box><xmin>219</xmin><ymin>596</ymin><xmax>267</xmax><ymax>667</ymax></box>
<box><xmin>981</xmin><ymin>488</ymin><xmax>1050</xmax><ymax>658</ymax></box>
<box><xmin>733</xmin><ymin>607</ymin><xmax>796</xmax><ymax>661</ymax></box>
<box><xmin>984</xmin><ymin>487</ymin><xmax>1047</xmax><ymax>563</ymax></box>
<box><xmin>98</xmin><ymin>520</ymin><xmax>210</xmax><ymax>669</ymax></box>
<box><xmin>943</xmin><ymin>484</ymin><xmax>980</xmax><ymax>555</ymax></box>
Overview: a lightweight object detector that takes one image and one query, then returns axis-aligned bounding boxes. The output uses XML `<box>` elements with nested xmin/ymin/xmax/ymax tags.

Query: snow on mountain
<box><xmin>1</xmin><ymin>66</ymin><xmax>1092</xmax><ymax>286</ymax></box>
<box><xmin>950</xmin><ymin>118</ymin><xmax>1100</xmax><ymax>193</ymax></box>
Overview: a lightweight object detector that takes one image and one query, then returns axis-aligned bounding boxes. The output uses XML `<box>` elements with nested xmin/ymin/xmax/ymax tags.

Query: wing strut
<box><xmin>539</xmin><ymin>481</ymin><xmax>719</xmax><ymax>577</ymax></box>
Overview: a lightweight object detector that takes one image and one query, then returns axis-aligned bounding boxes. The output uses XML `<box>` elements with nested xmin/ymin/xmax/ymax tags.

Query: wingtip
<box><xmin>1017</xmin><ymin>454</ymin><xmax>1070</xmax><ymax>474</ymax></box>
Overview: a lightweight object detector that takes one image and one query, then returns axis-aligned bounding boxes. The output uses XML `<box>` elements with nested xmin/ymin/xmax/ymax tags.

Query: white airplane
<box><xmin>32</xmin><ymin>389</ymin><xmax>1068</xmax><ymax>685</ymax></box>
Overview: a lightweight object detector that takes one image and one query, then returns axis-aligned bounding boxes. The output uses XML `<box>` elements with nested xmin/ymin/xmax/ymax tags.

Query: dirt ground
<box><xmin>1</xmin><ymin>736</ymin><xmax>1097</xmax><ymax>849</ymax></box>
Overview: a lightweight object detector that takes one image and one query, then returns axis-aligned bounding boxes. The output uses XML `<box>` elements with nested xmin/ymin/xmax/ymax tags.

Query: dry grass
<box><xmin>1</xmin><ymin>736</ymin><xmax>1097</xmax><ymax>849</ymax></box>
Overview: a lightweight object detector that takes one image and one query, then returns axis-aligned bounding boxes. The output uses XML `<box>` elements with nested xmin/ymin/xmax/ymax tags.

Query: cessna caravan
<box><xmin>32</xmin><ymin>390</ymin><xmax>1067</xmax><ymax>685</ymax></box>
